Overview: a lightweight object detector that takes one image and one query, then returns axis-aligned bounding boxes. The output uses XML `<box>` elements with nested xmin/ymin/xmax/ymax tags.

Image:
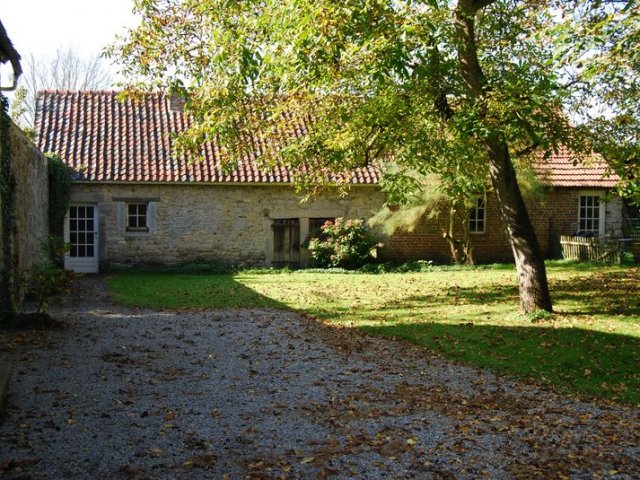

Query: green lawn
<box><xmin>107</xmin><ymin>262</ymin><xmax>640</xmax><ymax>404</ymax></box>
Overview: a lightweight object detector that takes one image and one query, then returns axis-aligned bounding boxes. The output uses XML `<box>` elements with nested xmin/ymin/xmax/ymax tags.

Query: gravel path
<box><xmin>1</xmin><ymin>275</ymin><xmax>639</xmax><ymax>479</ymax></box>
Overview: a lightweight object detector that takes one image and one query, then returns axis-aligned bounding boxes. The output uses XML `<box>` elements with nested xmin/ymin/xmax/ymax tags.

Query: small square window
<box><xmin>126</xmin><ymin>203</ymin><xmax>149</xmax><ymax>232</ymax></box>
<box><xmin>469</xmin><ymin>196</ymin><xmax>486</xmax><ymax>234</ymax></box>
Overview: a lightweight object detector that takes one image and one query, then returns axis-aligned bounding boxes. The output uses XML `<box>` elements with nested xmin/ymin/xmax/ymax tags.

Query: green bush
<box><xmin>307</xmin><ymin>218</ymin><xmax>383</xmax><ymax>270</ymax></box>
<box><xmin>29</xmin><ymin>262</ymin><xmax>73</xmax><ymax>313</ymax></box>
<box><xmin>29</xmin><ymin>237</ymin><xmax>73</xmax><ymax>313</ymax></box>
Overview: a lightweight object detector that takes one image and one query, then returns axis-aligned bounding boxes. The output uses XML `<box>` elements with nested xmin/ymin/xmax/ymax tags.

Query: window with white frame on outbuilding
<box><xmin>469</xmin><ymin>196</ymin><xmax>486</xmax><ymax>234</ymax></box>
<box><xmin>578</xmin><ymin>193</ymin><xmax>605</xmax><ymax>235</ymax></box>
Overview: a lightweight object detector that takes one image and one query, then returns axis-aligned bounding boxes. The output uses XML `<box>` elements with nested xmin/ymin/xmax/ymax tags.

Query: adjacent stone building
<box><xmin>35</xmin><ymin>90</ymin><xmax>627</xmax><ymax>272</ymax></box>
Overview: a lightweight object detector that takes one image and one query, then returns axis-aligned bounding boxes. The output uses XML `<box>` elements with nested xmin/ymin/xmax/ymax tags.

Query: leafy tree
<box><xmin>10</xmin><ymin>47</ymin><xmax>113</xmax><ymax>129</ymax></box>
<box><xmin>553</xmin><ymin>2</ymin><xmax>640</xmax><ymax>205</ymax></box>
<box><xmin>110</xmin><ymin>0</ymin><xmax>634</xmax><ymax>312</ymax></box>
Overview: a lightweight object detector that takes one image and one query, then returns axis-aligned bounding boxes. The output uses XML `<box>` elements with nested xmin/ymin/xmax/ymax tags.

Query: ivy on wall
<box><xmin>47</xmin><ymin>153</ymin><xmax>72</xmax><ymax>240</ymax></box>
<box><xmin>0</xmin><ymin>94</ymin><xmax>16</xmax><ymax>322</ymax></box>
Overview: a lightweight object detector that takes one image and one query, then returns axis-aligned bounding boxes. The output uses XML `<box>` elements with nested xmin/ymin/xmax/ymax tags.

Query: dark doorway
<box><xmin>272</xmin><ymin>218</ymin><xmax>300</xmax><ymax>268</ymax></box>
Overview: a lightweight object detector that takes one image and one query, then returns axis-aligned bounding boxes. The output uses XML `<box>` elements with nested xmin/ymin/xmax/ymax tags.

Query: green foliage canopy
<box><xmin>111</xmin><ymin>0</ymin><xmax>583</xmax><ymax>197</ymax></box>
<box><xmin>553</xmin><ymin>2</ymin><xmax>640</xmax><ymax>204</ymax></box>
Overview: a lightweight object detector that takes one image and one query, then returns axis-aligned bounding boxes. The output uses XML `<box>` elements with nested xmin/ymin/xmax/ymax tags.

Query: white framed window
<box><xmin>126</xmin><ymin>203</ymin><xmax>149</xmax><ymax>232</ymax></box>
<box><xmin>469</xmin><ymin>196</ymin><xmax>486</xmax><ymax>234</ymax></box>
<box><xmin>578</xmin><ymin>192</ymin><xmax>605</xmax><ymax>235</ymax></box>
<box><xmin>114</xmin><ymin>197</ymin><xmax>158</xmax><ymax>236</ymax></box>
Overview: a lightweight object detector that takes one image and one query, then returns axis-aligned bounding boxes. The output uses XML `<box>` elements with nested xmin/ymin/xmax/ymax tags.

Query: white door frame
<box><xmin>64</xmin><ymin>203</ymin><xmax>99</xmax><ymax>273</ymax></box>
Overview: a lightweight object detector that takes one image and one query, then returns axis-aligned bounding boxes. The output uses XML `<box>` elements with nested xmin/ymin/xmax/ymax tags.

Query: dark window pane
<box><xmin>87</xmin><ymin>220</ymin><xmax>94</xmax><ymax>232</ymax></box>
<box><xmin>78</xmin><ymin>245</ymin><xmax>86</xmax><ymax>257</ymax></box>
<box><xmin>70</xmin><ymin>245</ymin><xmax>78</xmax><ymax>257</ymax></box>
<box><xmin>70</xmin><ymin>206</ymin><xmax>77</xmax><ymax>218</ymax></box>
<box><xmin>127</xmin><ymin>203</ymin><xmax>149</xmax><ymax>230</ymax></box>
<box><xmin>87</xmin><ymin>246</ymin><xmax>94</xmax><ymax>257</ymax></box>
<box><xmin>70</xmin><ymin>233</ymin><xmax>77</xmax><ymax>244</ymax></box>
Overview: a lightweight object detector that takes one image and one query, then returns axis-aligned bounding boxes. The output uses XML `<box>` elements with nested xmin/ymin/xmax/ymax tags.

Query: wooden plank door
<box><xmin>272</xmin><ymin>218</ymin><xmax>300</xmax><ymax>268</ymax></box>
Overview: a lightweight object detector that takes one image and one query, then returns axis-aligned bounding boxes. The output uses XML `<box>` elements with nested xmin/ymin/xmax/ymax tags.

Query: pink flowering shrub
<box><xmin>307</xmin><ymin>217</ymin><xmax>383</xmax><ymax>269</ymax></box>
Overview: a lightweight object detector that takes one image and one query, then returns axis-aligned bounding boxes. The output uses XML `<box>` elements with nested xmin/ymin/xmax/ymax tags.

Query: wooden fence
<box><xmin>560</xmin><ymin>235</ymin><xmax>622</xmax><ymax>263</ymax></box>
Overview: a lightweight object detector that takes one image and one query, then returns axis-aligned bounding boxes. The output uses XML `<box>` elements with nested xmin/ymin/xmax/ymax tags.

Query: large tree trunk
<box><xmin>486</xmin><ymin>136</ymin><xmax>553</xmax><ymax>312</ymax></box>
<box><xmin>455</xmin><ymin>0</ymin><xmax>553</xmax><ymax>312</ymax></box>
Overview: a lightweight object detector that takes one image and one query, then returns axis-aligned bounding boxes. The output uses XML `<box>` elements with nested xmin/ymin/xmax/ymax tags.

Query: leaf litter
<box><xmin>0</xmin><ymin>275</ymin><xmax>639</xmax><ymax>479</ymax></box>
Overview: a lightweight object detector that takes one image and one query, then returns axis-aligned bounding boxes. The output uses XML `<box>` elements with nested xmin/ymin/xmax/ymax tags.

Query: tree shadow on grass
<box><xmin>396</xmin><ymin>284</ymin><xmax>520</xmax><ymax>308</ymax></box>
<box><xmin>379</xmin><ymin>268</ymin><xmax>639</xmax><ymax>319</ymax></box>
<box><xmin>549</xmin><ymin>268</ymin><xmax>640</xmax><ymax>317</ymax></box>
<box><xmin>552</xmin><ymin>268</ymin><xmax>640</xmax><ymax>316</ymax></box>
<box><xmin>362</xmin><ymin>321</ymin><xmax>640</xmax><ymax>404</ymax></box>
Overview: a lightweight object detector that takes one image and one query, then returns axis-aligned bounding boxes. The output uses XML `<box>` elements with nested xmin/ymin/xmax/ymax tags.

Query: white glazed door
<box><xmin>65</xmin><ymin>204</ymin><xmax>99</xmax><ymax>273</ymax></box>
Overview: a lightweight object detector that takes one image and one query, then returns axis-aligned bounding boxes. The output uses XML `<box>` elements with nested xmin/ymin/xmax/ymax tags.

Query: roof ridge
<box><xmin>35</xmin><ymin>89</ymin><xmax>167</xmax><ymax>96</ymax></box>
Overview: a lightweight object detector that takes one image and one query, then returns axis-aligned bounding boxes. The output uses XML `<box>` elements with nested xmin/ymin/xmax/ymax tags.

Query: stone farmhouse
<box><xmin>35</xmin><ymin>90</ymin><xmax>631</xmax><ymax>273</ymax></box>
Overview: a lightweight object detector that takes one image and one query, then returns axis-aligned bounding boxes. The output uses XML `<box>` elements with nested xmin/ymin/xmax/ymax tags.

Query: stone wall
<box><xmin>68</xmin><ymin>183</ymin><xmax>385</xmax><ymax>268</ymax></box>
<box><xmin>0</xmin><ymin>122</ymin><xmax>49</xmax><ymax>305</ymax></box>
<box><xmin>68</xmin><ymin>181</ymin><xmax>623</xmax><ymax>269</ymax></box>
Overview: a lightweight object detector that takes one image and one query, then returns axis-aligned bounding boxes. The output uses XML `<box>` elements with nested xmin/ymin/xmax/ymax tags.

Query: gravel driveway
<box><xmin>1</xmin><ymin>275</ymin><xmax>639</xmax><ymax>479</ymax></box>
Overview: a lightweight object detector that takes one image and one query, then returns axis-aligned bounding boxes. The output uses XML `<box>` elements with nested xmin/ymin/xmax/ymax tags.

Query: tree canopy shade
<box><xmin>110</xmin><ymin>0</ymin><xmax>638</xmax><ymax>313</ymax></box>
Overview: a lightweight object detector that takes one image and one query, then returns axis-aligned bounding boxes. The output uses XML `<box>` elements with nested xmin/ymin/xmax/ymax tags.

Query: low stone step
<box><xmin>0</xmin><ymin>362</ymin><xmax>12</xmax><ymax>414</ymax></box>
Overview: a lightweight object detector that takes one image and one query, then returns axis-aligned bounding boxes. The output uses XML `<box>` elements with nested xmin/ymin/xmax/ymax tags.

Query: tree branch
<box><xmin>454</xmin><ymin>1</ymin><xmax>486</xmax><ymax>98</ymax></box>
<box><xmin>426</xmin><ymin>36</ymin><xmax>455</xmax><ymax>121</ymax></box>
<box><xmin>473</xmin><ymin>0</ymin><xmax>498</xmax><ymax>11</ymax></box>
<box><xmin>514</xmin><ymin>141</ymin><xmax>540</xmax><ymax>158</ymax></box>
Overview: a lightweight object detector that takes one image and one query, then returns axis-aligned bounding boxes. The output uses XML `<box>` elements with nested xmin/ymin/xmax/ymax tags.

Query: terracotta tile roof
<box><xmin>35</xmin><ymin>90</ymin><xmax>617</xmax><ymax>189</ymax></box>
<box><xmin>34</xmin><ymin>90</ymin><xmax>379</xmax><ymax>185</ymax></box>
<box><xmin>532</xmin><ymin>146</ymin><xmax>619</xmax><ymax>188</ymax></box>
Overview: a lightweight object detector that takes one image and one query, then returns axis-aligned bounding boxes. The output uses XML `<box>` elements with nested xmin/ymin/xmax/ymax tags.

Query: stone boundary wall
<box><xmin>1</xmin><ymin>122</ymin><xmax>49</xmax><ymax>306</ymax></box>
